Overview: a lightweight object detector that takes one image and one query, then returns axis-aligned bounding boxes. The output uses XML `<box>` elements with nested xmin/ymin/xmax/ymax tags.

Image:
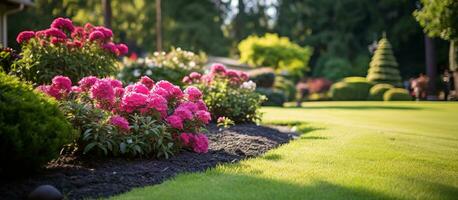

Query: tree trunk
<box><xmin>424</xmin><ymin>35</ymin><xmax>437</xmax><ymax>100</ymax></box>
<box><xmin>102</xmin><ymin>0</ymin><xmax>112</xmax><ymax>28</ymax></box>
<box><xmin>450</xmin><ymin>40</ymin><xmax>458</xmax><ymax>99</ymax></box>
<box><xmin>156</xmin><ymin>0</ymin><xmax>162</xmax><ymax>52</ymax></box>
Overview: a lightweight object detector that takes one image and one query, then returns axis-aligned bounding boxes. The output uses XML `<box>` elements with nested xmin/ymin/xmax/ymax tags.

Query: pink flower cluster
<box><xmin>38</xmin><ymin>75</ymin><xmax>210</xmax><ymax>154</ymax></box>
<box><xmin>180</xmin><ymin>133</ymin><xmax>209</xmax><ymax>153</ymax></box>
<box><xmin>16</xmin><ymin>17</ymin><xmax>128</xmax><ymax>56</ymax></box>
<box><xmin>182</xmin><ymin>63</ymin><xmax>249</xmax><ymax>86</ymax></box>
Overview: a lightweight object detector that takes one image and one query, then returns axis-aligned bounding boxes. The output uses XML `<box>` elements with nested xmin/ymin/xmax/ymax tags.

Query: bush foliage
<box><xmin>238</xmin><ymin>33</ymin><xmax>312</xmax><ymax>80</ymax></box>
<box><xmin>366</xmin><ymin>36</ymin><xmax>402</xmax><ymax>86</ymax></box>
<box><xmin>256</xmin><ymin>88</ymin><xmax>286</xmax><ymax>106</ymax></box>
<box><xmin>383</xmin><ymin>88</ymin><xmax>412</xmax><ymax>101</ymax></box>
<box><xmin>0</xmin><ymin>72</ymin><xmax>75</xmax><ymax>175</ymax></box>
<box><xmin>329</xmin><ymin>77</ymin><xmax>373</xmax><ymax>101</ymax></box>
<box><xmin>184</xmin><ymin>64</ymin><xmax>266</xmax><ymax>123</ymax></box>
<box><xmin>369</xmin><ymin>84</ymin><xmax>394</xmax><ymax>101</ymax></box>
<box><xmin>248</xmin><ymin>67</ymin><xmax>276</xmax><ymax>88</ymax></box>
<box><xmin>118</xmin><ymin>48</ymin><xmax>207</xmax><ymax>86</ymax></box>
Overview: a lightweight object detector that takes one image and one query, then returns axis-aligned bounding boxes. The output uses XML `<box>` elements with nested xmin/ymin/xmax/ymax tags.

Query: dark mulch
<box><xmin>0</xmin><ymin>124</ymin><xmax>295</xmax><ymax>200</ymax></box>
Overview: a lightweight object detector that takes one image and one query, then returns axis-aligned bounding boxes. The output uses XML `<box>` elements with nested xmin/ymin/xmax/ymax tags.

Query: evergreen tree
<box><xmin>367</xmin><ymin>36</ymin><xmax>402</xmax><ymax>86</ymax></box>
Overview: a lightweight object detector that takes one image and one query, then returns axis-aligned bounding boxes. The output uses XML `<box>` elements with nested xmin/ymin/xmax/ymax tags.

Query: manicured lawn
<box><xmin>112</xmin><ymin>102</ymin><xmax>458</xmax><ymax>200</ymax></box>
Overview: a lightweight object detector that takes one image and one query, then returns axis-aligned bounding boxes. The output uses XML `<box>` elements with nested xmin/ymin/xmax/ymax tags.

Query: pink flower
<box><xmin>51</xmin><ymin>17</ymin><xmax>74</xmax><ymax>32</ymax></box>
<box><xmin>184</xmin><ymin>86</ymin><xmax>202</xmax><ymax>101</ymax></box>
<box><xmin>102</xmin><ymin>42</ymin><xmax>119</xmax><ymax>55</ymax></box>
<box><xmin>51</xmin><ymin>75</ymin><xmax>72</xmax><ymax>92</ymax></box>
<box><xmin>226</xmin><ymin>70</ymin><xmax>239</xmax><ymax>78</ymax></box>
<box><xmin>147</xmin><ymin>94</ymin><xmax>168</xmax><ymax>116</ymax></box>
<box><xmin>84</xmin><ymin>23</ymin><xmax>94</xmax><ymax>31</ymax></box>
<box><xmin>166</xmin><ymin>115</ymin><xmax>183</xmax><ymax>129</ymax></box>
<box><xmin>217</xmin><ymin>117</ymin><xmax>225</xmax><ymax>124</ymax></box>
<box><xmin>89</xmin><ymin>31</ymin><xmax>105</xmax><ymax>41</ymax></box>
<box><xmin>92</xmin><ymin>26</ymin><xmax>113</xmax><ymax>39</ymax></box>
<box><xmin>178</xmin><ymin>102</ymin><xmax>198</xmax><ymax>113</ymax></box>
<box><xmin>121</xmin><ymin>92</ymin><xmax>148</xmax><ymax>113</ymax></box>
<box><xmin>189</xmin><ymin>72</ymin><xmax>202</xmax><ymax>80</ymax></box>
<box><xmin>180</xmin><ymin>133</ymin><xmax>191</xmax><ymax>146</ymax></box>
<box><xmin>239</xmin><ymin>71</ymin><xmax>249</xmax><ymax>81</ymax></box>
<box><xmin>90</xmin><ymin>79</ymin><xmax>115</xmax><ymax>104</ymax></box>
<box><xmin>71</xmin><ymin>86</ymin><xmax>82</xmax><ymax>93</ymax></box>
<box><xmin>116</xmin><ymin>43</ymin><xmax>129</xmax><ymax>55</ymax></box>
<box><xmin>125</xmin><ymin>83</ymin><xmax>150</xmax><ymax>95</ymax></box>
<box><xmin>196</xmin><ymin>100</ymin><xmax>208</xmax><ymax>111</ymax></box>
<box><xmin>78</xmin><ymin>76</ymin><xmax>98</xmax><ymax>91</ymax></box>
<box><xmin>155</xmin><ymin>80</ymin><xmax>174</xmax><ymax>91</ymax></box>
<box><xmin>71</xmin><ymin>26</ymin><xmax>85</xmax><ymax>39</ymax></box>
<box><xmin>109</xmin><ymin>115</ymin><xmax>130</xmax><ymax>131</ymax></box>
<box><xmin>37</xmin><ymin>85</ymin><xmax>62</xmax><ymax>100</ymax></box>
<box><xmin>174</xmin><ymin>107</ymin><xmax>193</xmax><ymax>120</ymax></box>
<box><xmin>114</xmin><ymin>87</ymin><xmax>125</xmax><ymax>98</ymax></box>
<box><xmin>182</xmin><ymin>76</ymin><xmax>192</xmax><ymax>84</ymax></box>
<box><xmin>151</xmin><ymin>86</ymin><xmax>169</xmax><ymax>98</ymax></box>
<box><xmin>170</xmin><ymin>86</ymin><xmax>184</xmax><ymax>99</ymax></box>
<box><xmin>192</xmin><ymin>134</ymin><xmax>209</xmax><ymax>153</ymax></box>
<box><xmin>139</xmin><ymin>76</ymin><xmax>155</xmax><ymax>90</ymax></box>
<box><xmin>195</xmin><ymin>110</ymin><xmax>211</xmax><ymax>124</ymax></box>
<box><xmin>102</xmin><ymin>78</ymin><xmax>123</xmax><ymax>88</ymax></box>
<box><xmin>44</xmin><ymin>28</ymin><xmax>67</xmax><ymax>39</ymax></box>
<box><xmin>16</xmin><ymin>31</ymin><xmax>35</xmax><ymax>44</ymax></box>
<box><xmin>210</xmin><ymin>63</ymin><xmax>226</xmax><ymax>75</ymax></box>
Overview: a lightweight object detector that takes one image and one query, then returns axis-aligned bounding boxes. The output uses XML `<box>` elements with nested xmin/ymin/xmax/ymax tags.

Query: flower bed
<box><xmin>38</xmin><ymin>75</ymin><xmax>211</xmax><ymax>158</ymax></box>
<box><xmin>0</xmin><ymin>124</ymin><xmax>295</xmax><ymax>200</ymax></box>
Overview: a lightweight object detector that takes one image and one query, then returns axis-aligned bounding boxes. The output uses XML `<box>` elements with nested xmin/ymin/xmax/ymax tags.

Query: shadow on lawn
<box><xmin>140</xmin><ymin>173</ymin><xmax>398</xmax><ymax>200</ymax></box>
<box><xmin>285</xmin><ymin>105</ymin><xmax>424</xmax><ymax>110</ymax></box>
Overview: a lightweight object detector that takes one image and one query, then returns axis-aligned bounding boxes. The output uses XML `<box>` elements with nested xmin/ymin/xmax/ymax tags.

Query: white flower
<box><xmin>137</xmin><ymin>58</ymin><xmax>145</xmax><ymax>64</ymax></box>
<box><xmin>240</xmin><ymin>80</ymin><xmax>256</xmax><ymax>91</ymax></box>
<box><xmin>127</xmin><ymin>139</ymin><xmax>133</xmax><ymax>144</ymax></box>
<box><xmin>133</xmin><ymin>69</ymin><xmax>141</xmax><ymax>77</ymax></box>
<box><xmin>146</xmin><ymin>69</ymin><xmax>152</xmax><ymax>76</ymax></box>
<box><xmin>189</xmin><ymin>61</ymin><xmax>196</xmax><ymax>68</ymax></box>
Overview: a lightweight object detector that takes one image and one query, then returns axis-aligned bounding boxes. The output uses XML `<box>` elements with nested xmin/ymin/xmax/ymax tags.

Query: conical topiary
<box><xmin>367</xmin><ymin>35</ymin><xmax>402</xmax><ymax>86</ymax></box>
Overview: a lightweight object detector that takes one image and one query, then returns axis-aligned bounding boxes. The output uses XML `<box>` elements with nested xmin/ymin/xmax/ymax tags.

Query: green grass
<box><xmin>111</xmin><ymin>102</ymin><xmax>458</xmax><ymax>200</ymax></box>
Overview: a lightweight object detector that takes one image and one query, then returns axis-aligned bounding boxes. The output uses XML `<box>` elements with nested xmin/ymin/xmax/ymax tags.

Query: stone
<box><xmin>28</xmin><ymin>185</ymin><xmax>63</xmax><ymax>200</ymax></box>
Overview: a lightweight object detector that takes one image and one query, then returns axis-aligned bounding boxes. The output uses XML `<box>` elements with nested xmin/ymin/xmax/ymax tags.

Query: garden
<box><xmin>0</xmin><ymin>0</ymin><xmax>457</xmax><ymax>199</ymax></box>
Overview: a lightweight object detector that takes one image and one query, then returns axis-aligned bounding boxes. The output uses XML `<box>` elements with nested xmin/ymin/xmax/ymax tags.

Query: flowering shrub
<box><xmin>38</xmin><ymin>75</ymin><xmax>210</xmax><ymax>158</ymax></box>
<box><xmin>118</xmin><ymin>48</ymin><xmax>206</xmax><ymax>86</ymax></box>
<box><xmin>183</xmin><ymin>63</ymin><xmax>266</xmax><ymax>123</ymax></box>
<box><xmin>0</xmin><ymin>47</ymin><xmax>20</xmax><ymax>73</ymax></box>
<box><xmin>12</xmin><ymin>17</ymin><xmax>128</xmax><ymax>84</ymax></box>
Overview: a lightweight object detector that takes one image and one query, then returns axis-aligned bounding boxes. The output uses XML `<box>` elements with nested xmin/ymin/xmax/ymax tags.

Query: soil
<box><xmin>0</xmin><ymin>124</ymin><xmax>295</xmax><ymax>200</ymax></box>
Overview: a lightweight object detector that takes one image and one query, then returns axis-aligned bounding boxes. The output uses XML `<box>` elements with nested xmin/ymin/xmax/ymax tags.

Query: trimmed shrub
<box><xmin>238</xmin><ymin>33</ymin><xmax>312</xmax><ymax>80</ymax></box>
<box><xmin>308</xmin><ymin>93</ymin><xmax>331</xmax><ymax>101</ymax></box>
<box><xmin>12</xmin><ymin>18</ymin><xmax>127</xmax><ymax>85</ymax></box>
<box><xmin>184</xmin><ymin>64</ymin><xmax>266</xmax><ymax>123</ymax></box>
<box><xmin>383</xmin><ymin>88</ymin><xmax>412</xmax><ymax>101</ymax></box>
<box><xmin>118</xmin><ymin>48</ymin><xmax>206</xmax><ymax>87</ymax></box>
<box><xmin>274</xmin><ymin>76</ymin><xmax>296</xmax><ymax>101</ymax></box>
<box><xmin>329</xmin><ymin>77</ymin><xmax>373</xmax><ymax>100</ymax></box>
<box><xmin>256</xmin><ymin>88</ymin><xmax>286</xmax><ymax>106</ymax></box>
<box><xmin>369</xmin><ymin>84</ymin><xmax>394</xmax><ymax>101</ymax></box>
<box><xmin>0</xmin><ymin>72</ymin><xmax>75</xmax><ymax>176</ymax></box>
<box><xmin>248</xmin><ymin>67</ymin><xmax>276</xmax><ymax>88</ymax></box>
<box><xmin>366</xmin><ymin>36</ymin><xmax>402</xmax><ymax>86</ymax></box>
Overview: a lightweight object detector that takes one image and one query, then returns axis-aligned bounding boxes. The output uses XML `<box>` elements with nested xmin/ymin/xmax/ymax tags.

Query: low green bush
<box><xmin>369</xmin><ymin>84</ymin><xmax>394</xmax><ymax>101</ymax></box>
<box><xmin>383</xmin><ymin>88</ymin><xmax>412</xmax><ymax>101</ymax></box>
<box><xmin>238</xmin><ymin>33</ymin><xmax>312</xmax><ymax>80</ymax></box>
<box><xmin>329</xmin><ymin>77</ymin><xmax>373</xmax><ymax>101</ymax></box>
<box><xmin>256</xmin><ymin>88</ymin><xmax>286</xmax><ymax>106</ymax></box>
<box><xmin>248</xmin><ymin>67</ymin><xmax>276</xmax><ymax>88</ymax></box>
<box><xmin>0</xmin><ymin>72</ymin><xmax>75</xmax><ymax>176</ymax></box>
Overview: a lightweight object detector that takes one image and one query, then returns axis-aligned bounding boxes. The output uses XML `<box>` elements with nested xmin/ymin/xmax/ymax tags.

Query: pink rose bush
<box><xmin>13</xmin><ymin>17</ymin><xmax>128</xmax><ymax>84</ymax></box>
<box><xmin>183</xmin><ymin>63</ymin><xmax>266</xmax><ymax>123</ymax></box>
<box><xmin>38</xmin><ymin>75</ymin><xmax>210</xmax><ymax>157</ymax></box>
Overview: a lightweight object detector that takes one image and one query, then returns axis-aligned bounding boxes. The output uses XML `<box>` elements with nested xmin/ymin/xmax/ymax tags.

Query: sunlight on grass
<box><xmin>111</xmin><ymin>102</ymin><xmax>458</xmax><ymax>200</ymax></box>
